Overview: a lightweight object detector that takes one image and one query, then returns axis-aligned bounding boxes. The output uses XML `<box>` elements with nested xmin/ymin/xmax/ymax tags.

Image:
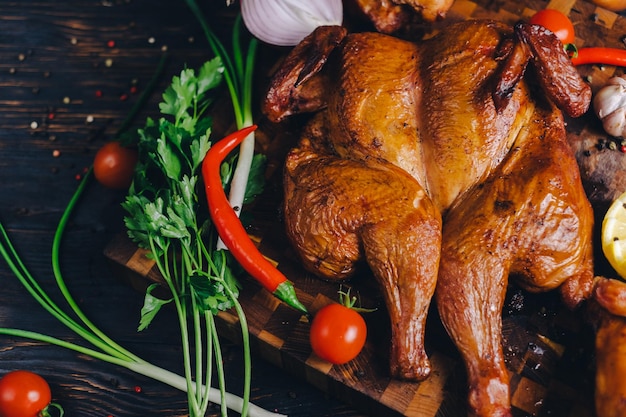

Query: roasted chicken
<box><xmin>348</xmin><ymin>0</ymin><xmax>454</xmax><ymax>33</ymax></box>
<box><xmin>263</xmin><ymin>18</ymin><xmax>626</xmax><ymax>417</ymax></box>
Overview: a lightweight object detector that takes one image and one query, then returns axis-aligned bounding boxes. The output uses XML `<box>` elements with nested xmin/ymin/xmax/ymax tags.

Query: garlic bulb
<box><xmin>593</xmin><ymin>75</ymin><xmax>626</xmax><ymax>138</ymax></box>
<box><xmin>241</xmin><ymin>0</ymin><xmax>343</xmax><ymax>47</ymax></box>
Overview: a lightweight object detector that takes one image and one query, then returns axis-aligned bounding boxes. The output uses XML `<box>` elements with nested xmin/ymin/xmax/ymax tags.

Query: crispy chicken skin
<box><xmin>262</xmin><ymin>19</ymin><xmax>612</xmax><ymax>416</ymax></box>
<box><xmin>326</xmin><ymin>31</ymin><xmax>428</xmax><ymax>189</ymax></box>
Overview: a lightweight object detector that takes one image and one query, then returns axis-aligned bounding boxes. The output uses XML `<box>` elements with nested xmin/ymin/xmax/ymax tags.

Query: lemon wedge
<box><xmin>602</xmin><ymin>191</ymin><xmax>626</xmax><ymax>279</ymax></box>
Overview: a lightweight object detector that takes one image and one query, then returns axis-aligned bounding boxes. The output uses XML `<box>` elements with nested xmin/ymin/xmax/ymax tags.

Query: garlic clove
<box><xmin>594</xmin><ymin>75</ymin><xmax>626</xmax><ymax>121</ymax></box>
<box><xmin>608</xmin><ymin>75</ymin><xmax>626</xmax><ymax>88</ymax></box>
<box><xmin>602</xmin><ymin>107</ymin><xmax>626</xmax><ymax>138</ymax></box>
<box><xmin>241</xmin><ymin>0</ymin><xmax>343</xmax><ymax>47</ymax></box>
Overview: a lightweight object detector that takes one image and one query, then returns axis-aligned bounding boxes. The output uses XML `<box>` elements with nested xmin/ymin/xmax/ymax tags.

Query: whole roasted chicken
<box><xmin>262</xmin><ymin>19</ymin><xmax>626</xmax><ymax>417</ymax></box>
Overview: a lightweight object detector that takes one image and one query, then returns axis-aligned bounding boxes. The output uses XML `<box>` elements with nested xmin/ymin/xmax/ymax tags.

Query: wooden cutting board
<box><xmin>104</xmin><ymin>0</ymin><xmax>626</xmax><ymax>415</ymax></box>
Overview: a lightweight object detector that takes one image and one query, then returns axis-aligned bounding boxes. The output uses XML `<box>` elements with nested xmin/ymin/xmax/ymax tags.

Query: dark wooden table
<box><xmin>0</xmin><ymin>1</ymin><xmax>365</xmax><ymax>416</ymax></box>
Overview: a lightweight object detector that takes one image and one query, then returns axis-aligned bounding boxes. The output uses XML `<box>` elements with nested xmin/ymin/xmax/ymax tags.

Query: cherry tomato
<box><xmin>529</xmin><ymin>9</ymin><xmax>576</xmax><ymax>45</ymax></box>
<box><xmin>93</xmin><ymin>141</ymin><xmax>138</xmax><ymax>189</ymax></box>
<box><xmin>0</xmin><ymin>370</ymin><xmax>52</xmax><ymax>417</ymax></box>
<box><xmin>309</xmin><ymin>303</ymin><xmax>367</xmax><ymax>364</ymax></box>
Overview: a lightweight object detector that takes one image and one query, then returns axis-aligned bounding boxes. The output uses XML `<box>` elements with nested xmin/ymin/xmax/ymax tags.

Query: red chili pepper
<box><xmin>571</xmin><ymin>47</ymin><xmax>626</xmax><ymax>67</ymax></box>
<box><xmin>202</xmin><ymin>125</ymin><xmax>308</xmax><ymax>315</ymax></box>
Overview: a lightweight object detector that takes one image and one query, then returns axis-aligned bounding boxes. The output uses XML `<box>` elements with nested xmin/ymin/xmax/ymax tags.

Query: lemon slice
<box><xmin>602</xmin><ymin>191</ymin><xmax>626</xmax><ymax>279</ymax></box>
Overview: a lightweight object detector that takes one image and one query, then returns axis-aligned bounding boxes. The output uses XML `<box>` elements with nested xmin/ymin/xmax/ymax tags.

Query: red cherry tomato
<box><xmin>309</xmin><ymin>303</ymin><xmax>367</xmax><ymax>364</ymax></box>
<box><xmin>93</xmin><ymin>141</ymin><xmax>138</xmax><ymax>189</ymax></box>
<box><xmin>0</xmin><ymin>370</ymin><xmax>52</xmax><ymax>417</ymax></box>
<box><xmin>529</xmin><ymin>9</ymin><xmax>576</xmax><ymax>45</ymax></box>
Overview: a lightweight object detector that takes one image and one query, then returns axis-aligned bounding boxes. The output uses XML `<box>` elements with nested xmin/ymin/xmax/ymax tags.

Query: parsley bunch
<box><xmin>122</xmin><ymin>59</ymin><xmax>257</xmax><ymax>417</ymax></box>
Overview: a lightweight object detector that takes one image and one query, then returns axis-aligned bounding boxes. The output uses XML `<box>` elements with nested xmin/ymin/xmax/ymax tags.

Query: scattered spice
<box><xmin>30</xmin><ymin>121</ymin><xmax>38</xmax><ymax>129</ymax></box>
<box><xmin>85</xmin><ymin>115</ymin><xmax>94</xmax><ymax>124</ymax></box>
<box><xmin>105</xmin><ymin>58</ymin><xmax>113</xmax><ymax>67</ymax></box>
<box><xmin>52</xmin><ymin>149</ymin><xmax>60</xmax><ymax>158</ymax></box>
<box><xmin>107</xmin><ymin>40</ymin><xmax>116</xmax><ymax>48</ymax></box>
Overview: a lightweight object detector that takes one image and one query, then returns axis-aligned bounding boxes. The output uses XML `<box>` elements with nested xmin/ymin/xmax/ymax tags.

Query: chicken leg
<box><xmin>436</xmin><ymin>104</ymin><xmax>595</xmax><ymax>417</ymax></box>
<box><xmin>283</xmin><ymin>139</ymin><xmax>441</xmax><ymax>380</ymax></box>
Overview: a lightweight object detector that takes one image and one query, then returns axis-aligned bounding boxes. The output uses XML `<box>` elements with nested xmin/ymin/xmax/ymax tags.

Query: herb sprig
<box><xmin>122</xmin><ymin>58</ymin><xmax>253</xmax><ymax>417</ymax></box>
